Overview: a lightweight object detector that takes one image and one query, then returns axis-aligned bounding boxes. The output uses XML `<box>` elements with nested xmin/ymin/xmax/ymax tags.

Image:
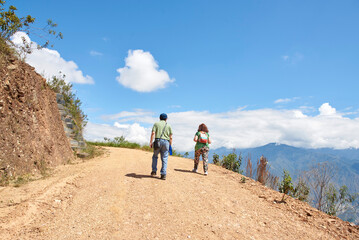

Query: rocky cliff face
<box><xmin>0</xmin><ymin>56</ymin><xmax>74</xmax><ymax>178</ymax></box>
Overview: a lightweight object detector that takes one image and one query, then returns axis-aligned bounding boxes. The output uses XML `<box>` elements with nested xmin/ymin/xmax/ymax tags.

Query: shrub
<box><xmin>279</xmin><ymin>169</ymin><xmax>294</xmax><ymax>201</ymax></box>
<box><xmin>221</xmin><ymin>151</ymin><xmax>242</xmax><ymax>173</ymax></box>
<box><xmin>212</xmin><ymin>153</ymin><xmax>220</xmax><ymax>165</ymax></box>
<box><xmin>291</xmin><ymin>176</ymin><xmax>310</xmax><ymax>202</ymax></box>
<box><xmin>47</xmin><ymin>74</ymin><xmax>87</xmax><ymax>131</ymax></box>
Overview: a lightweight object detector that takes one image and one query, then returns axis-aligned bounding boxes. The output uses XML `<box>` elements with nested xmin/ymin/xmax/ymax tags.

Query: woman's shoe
<box><xmin>192</xmin><ymin>168</ymin><xmax>198</xmax><ymax>173</ymax></box>
<box><xmin>204</xmin><ymin>171</ymin><xmax>208</xmax><ymax>175</ymax></box>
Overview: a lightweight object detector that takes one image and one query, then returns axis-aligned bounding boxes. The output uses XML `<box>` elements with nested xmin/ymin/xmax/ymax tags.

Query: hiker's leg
<box><xmin>152</xmin><ymin>146</ymin><xmax>161</xmax><ymax>173</ymax></box>
<box><xmin>160</xmin><ymin>139</ymin><xmax>169</xmax><ymax>175</ymax></box>
<box><xmin>194</xmin><ymin>149</ymin><xmax>201</xmax><ymax>170</ymax></box>
<box><xmin>202</xmin><ymin>147</ymin><xmax>209</xmax><ymax>172</ymax></box>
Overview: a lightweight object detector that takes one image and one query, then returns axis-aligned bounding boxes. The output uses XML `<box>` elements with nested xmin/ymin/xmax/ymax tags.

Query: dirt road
<box><xmin>0</xmin><ymin>147</ymin><xmax>358</xmax><ymax>239</ymax></box>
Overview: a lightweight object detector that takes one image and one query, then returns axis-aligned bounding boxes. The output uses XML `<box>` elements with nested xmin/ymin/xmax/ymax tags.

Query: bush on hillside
<box><xmin>291</xmin><ymin>176</ymin><xmax>310</xmax><ymax>202</ymax></box>
<box><xmin>279</xmin><ymin>169</ymin><xmax>294</xmax><ymax>202</ymax></box>
<box><xmin>324</xmin><ymin>184</ymin><xmax>357</xmax><ymax>216</ymax></box>
<box><xmin>212</xmin><ymin>153</ymin><xmax>220</xmax><ymax>165</ymax></box>
<box><xmin>217</xmin><ymin>151</ymin><xmax>243</xmax><ymax>173</ymax></box>
<box><xmin>47</xmin><ymin>74</ymin><xmax>87</xmax><ymax>132</ymax></box>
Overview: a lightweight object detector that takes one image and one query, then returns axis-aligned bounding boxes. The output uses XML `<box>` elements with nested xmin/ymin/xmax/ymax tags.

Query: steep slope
<box><xmin>0</xmin><ymin>54</ymin><xmax>74</xmax><ymax>178</ymax></box>
<box><xmin>0</xmin><ymin>147</ymin><xmax>357</xmax><ymax>239</ymax></box>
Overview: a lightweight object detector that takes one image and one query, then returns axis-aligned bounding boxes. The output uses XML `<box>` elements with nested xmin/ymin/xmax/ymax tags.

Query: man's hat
<box><xmin>160</xmin><ymin>113</ymin><xmax>167</xmax><ymax>120</ymax></box>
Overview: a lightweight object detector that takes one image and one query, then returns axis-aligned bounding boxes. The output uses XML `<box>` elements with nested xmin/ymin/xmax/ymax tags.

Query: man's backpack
<box><xmin>198</xmin><ymin>131</ymin><xmax>208</xmax><ymax>144</ymax></box>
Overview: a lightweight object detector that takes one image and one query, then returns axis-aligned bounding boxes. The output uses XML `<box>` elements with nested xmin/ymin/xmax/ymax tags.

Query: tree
<box><xmin>291</xmin><ymin>176</ymin><xmax>310</xmax><ymax>202</ymax></box>
<box><xmin>279</xmin><ymin>169</ymin><xmax>294</xmax><ymax>202</ymax></box>
<box><xmin>0</xmin><ymin>1</ymin><xmax>62</xmax><ymax>47</ymax></box>
<box><xmin>184</xmin><ymin>152</ymin><xmax>189</xmax><ymax>158</ymax></box>
<box><xmin>305</xmin><ymin>162</ymin><xmax>335</xmax><ymax>211</ymax></box>
<box><xmin>324</xmin><ymin>184</ymin><xmax>357</xmax><ymax>216</ymax></box>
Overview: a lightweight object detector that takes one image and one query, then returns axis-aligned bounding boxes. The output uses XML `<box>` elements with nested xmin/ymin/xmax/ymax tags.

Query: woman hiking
<box><xmin>192</xmin><ymin>123</ymin><xmax>211</xmax><ymax>175</ymax></box>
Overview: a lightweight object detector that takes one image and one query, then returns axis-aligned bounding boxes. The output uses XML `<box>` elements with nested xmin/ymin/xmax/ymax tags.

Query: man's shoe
<box><xmin>151</xmin><ymin>171</ymin><xmax>156</xmax><ymax>176</ymax></box>
<box><xmin>192</xmin><ymin>168</ymin><xmax>198</xmax><ymax>173</ymax></box>
<box><xmin>160</xmin><ymin>174</ymin><xmax>166</xmax><ymax>180</ymax></box>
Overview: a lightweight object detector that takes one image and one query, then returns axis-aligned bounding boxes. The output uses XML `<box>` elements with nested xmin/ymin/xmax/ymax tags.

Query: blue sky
<box><xmin>11</xmin><ymin>0</ymin><xmax>359</xmax><ymax>151</ymax></box>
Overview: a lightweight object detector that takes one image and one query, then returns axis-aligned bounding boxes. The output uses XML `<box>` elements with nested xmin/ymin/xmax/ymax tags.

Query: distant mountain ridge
<box><xmin>208</xmin><ymin>143</ymin><xmax>359</xmax><ymax>191</ymax></box>
<box><xmin>184</xmin><ymin>143</ymin><xmax>359</xmax><ymax>192</ymax></box>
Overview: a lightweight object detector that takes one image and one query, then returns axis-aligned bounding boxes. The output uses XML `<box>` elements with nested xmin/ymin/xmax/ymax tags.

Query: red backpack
<box><xmin>198</xmin><ymin>131</ymin><xmax>208</xmax><ymax>144</ymax></box>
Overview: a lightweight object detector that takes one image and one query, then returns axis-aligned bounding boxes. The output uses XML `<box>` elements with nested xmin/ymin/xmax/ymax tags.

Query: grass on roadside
<box><xmin>86</xmin><ymin>136</ymin><xmax>183</xmax><ymax>157</ymax></box>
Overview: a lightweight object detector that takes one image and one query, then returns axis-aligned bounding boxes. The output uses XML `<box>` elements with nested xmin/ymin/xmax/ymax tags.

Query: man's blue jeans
<box><xmin>152</xmin><ymin>139</ymin><xmax>170</xmax><ymax>175</ymax></box>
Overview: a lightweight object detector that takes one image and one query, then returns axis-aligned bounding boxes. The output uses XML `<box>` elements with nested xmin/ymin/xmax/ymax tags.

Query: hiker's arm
<box><xmin>169</xmin><ymin>134</ymin><xmax>173</xmax><ymax>146</ymax></box>
<box><xmin>193</xmin><ymin>135</ymin><xmax>198</xmax><ymax>142</ymax></box>
<box><xmin>149</xmin><ymin>131</ymin><xmax>155</xmax><ymax>148</ymax></box>
<box><xmin>208</xmin><ymin>136</ymin><xmax>212</xmax><ymax>144</ymax></box>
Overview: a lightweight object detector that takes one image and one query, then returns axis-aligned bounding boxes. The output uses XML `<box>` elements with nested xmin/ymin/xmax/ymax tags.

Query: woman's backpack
<box><xmin>198</xmin><ymin>131</ymin><xmax>208</xmax><ymax>144</ymax></box>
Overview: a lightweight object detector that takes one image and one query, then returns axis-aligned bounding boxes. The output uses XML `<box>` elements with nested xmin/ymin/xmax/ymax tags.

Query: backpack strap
<box><xmin>159</xmin><ymin>123</ymin><xmax>167</xmax><ymax>139</ymax></box>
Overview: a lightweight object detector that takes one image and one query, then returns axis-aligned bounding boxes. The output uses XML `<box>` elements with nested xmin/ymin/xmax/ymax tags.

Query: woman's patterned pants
<box><xmin>194</xmin><ymin>146</ymin><xmax>209</xmax><ymax>172</ymax></box>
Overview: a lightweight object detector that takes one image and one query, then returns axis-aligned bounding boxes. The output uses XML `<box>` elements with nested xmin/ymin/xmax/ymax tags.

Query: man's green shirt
<box><xmin>152</xmin><ymin>120</ymin><xmax>173</xmax><ymax>140</ymax></box>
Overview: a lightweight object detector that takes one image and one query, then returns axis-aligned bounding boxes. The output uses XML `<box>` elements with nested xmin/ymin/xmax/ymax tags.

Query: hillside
<box><xmin>0</xmin><ymin>147</ymin><xmax>358</xmax><ymax>239</ymax></box>
<box><xmin>0</xmin><ymin>47</ymin><xmax>74</xmax><ymax>180</ymax></box>
<box><xmin>208</xmin><ymin>143</ymin><xmax>359</xmax><ymax>193</ymax></box>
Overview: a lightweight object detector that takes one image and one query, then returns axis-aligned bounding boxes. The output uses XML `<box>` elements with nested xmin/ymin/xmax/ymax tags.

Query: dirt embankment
<box><xmin>0</xmin><ymin>55</ymin><xmax>73</xmax><ymax>178</ymax></box>
<box><xmin>0</xmin><ymin>147</ymin><xmax>357</xmax><ymax>240</ymax></box>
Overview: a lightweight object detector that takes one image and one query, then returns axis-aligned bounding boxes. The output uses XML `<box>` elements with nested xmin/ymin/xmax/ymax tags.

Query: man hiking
<box><xmin>149</xmin><ymin>113</ymin><xmax>173</xmax><ymax>180</ymax></box>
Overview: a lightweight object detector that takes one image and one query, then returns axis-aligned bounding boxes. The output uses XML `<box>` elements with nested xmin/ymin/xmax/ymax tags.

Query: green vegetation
<box><xmin>0</xmin><ymin>0</ymin><xmax>62</xmax><ymax>46</ymax></box>
<box><xmin>82</xmin><ymin>144</ymin><xmax>105</xmax><ymax>160</ymax></box>
<box><xmin>0</xmin><ymin>33</ymin><xmax>13</xmax><ymax>57</ymax></box>
<box><xmin>212</xmin><ymin>153</ymin><xmax>220</xmax><ymax>165</ymax></box>
<box><xmin>278</xmin><ymin>169</ymin><xmax>294</xmax><ymax>202</ymax></box>
<box><xmin>212</xmin><ymin>151</ymin><xmax>243</xmax><ymax>173</ymax></box>
<box><xmin>324</xmin><ymin>184</ymin><xmax>357</xmax><ymax>216</ymax></box>
<box><xmin>87</xmin><ymin>136</ymin><xmax>183</xmax><ymax>157</ymax></box>
<box><xmin>13</xmin><ymin>174</ymin><xmax>33</xmax><ymax>187</ymax></box>
<box><xmin>291</xmin><ymin>176</ymin><xmax>310</xmax><ymax>202</ymax></box>
<box><xmin>47</xmin><ymin>74</ymin><xmax>87</xmax><ymax>132</ymax></box>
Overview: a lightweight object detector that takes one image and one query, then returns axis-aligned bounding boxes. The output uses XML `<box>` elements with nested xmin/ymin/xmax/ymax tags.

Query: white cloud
<box><xmin>274</xmin><ymin>97</ymin><xmax>299</xmax><ymax>104</ymax></box>
<box><xmin>11</xmin><ymin>32</ymin><xmax>94</xmax><ymax>84</ymax></box>
<box><xmin>85</xmin><ymin>103</ymin><xmax>359</xmax><ymax>152</ymax></box>
<box><xmin>116</xmin><ymin>49</ymin><xmax>174</xmax><ymax>92</ymax></box>
<box><xmin>90</xmin><ymin>50</ymin><xmax>103</xmax><ymax>56</ymax></box>
<box><xmin>319</xmin><ymin>103</ymin><xmax>337</xmax><ymax>116</ymax></box>
<box><xmin>84</xmin><ymin>122</ymin><xmax>151</xmax><ymax>145</ymax></box>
